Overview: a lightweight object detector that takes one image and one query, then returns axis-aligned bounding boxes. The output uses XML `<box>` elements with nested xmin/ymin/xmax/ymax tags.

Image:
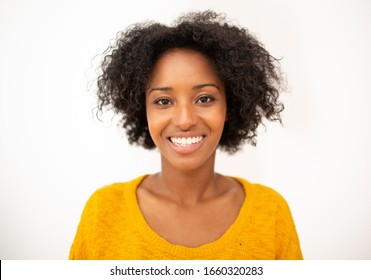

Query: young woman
<box><xmin>69</xmin><ymin>11</ymin><xmax>303</xmax><ymax>260</ymax></box>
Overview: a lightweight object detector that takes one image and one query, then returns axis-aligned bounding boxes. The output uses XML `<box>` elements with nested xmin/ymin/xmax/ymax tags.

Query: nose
<box><xmin>172</xmin><ymin>102</ymin><xmax>198</xmax><ymax>130</ymax></box>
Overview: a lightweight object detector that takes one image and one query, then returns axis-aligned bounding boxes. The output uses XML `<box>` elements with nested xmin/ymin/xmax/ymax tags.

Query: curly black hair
<box><xmin>97</xmin><ymin>10</ymin><xmax>284</xmax><ymax>154</ymax></box>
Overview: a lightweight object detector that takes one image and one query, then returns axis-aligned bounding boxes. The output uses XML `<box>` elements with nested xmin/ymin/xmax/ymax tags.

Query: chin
<box><xmin>162</xmin><ymin>152</ymin><xmax>216</xmax><ymax>173</ymax></box>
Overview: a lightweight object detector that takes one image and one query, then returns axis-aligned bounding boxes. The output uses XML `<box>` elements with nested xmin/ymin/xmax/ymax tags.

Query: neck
<box><xmin>157</xmin><ymin>153</ymin><xmax>219</xmax><ymax>205</ymax></box>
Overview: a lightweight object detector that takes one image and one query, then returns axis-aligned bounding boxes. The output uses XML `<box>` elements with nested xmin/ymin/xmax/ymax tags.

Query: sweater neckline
<box><xmin>126</xmin><ymin>174</ymin><xmax>253</xmax><ymax>258</ymax></box>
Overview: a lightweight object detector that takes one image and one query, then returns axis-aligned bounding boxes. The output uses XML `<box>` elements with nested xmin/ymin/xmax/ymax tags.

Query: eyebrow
<box><xmin>148</xmin><ymin>86</ymin><xmax>172</xmax><ymax>94</ymax></box>
<box><xmin>193</xmin><ymin>83</ymin><xmax>220</xmax><ymax>90</ymax></box>
<box><xmin>148</xmin><ymin>83</ymin><xmax>220</xmax><ymax>94</ymax></box>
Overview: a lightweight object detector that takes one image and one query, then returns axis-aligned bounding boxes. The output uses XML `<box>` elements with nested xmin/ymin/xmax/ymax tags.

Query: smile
<box><xmin>170</xmin><ymin>136</ymin><xmax>204</xmax><ymax>146</ymax></box>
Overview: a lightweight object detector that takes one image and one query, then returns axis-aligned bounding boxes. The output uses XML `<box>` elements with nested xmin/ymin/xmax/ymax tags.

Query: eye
<box><xmin>197</xmin><ymin>95</ymin><xmax>214</xmax><ymax>104</ymax></box>
<box><xmin>154</xmin><ymin>98</ymin><xmax>172</xmax><ymax>106</ymax></box>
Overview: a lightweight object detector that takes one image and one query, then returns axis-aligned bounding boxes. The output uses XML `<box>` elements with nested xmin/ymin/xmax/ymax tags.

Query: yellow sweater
<box><xmin>69</xmin><ymin>175</ymin><xmax>303</xmax><ymax>260</ymax></box>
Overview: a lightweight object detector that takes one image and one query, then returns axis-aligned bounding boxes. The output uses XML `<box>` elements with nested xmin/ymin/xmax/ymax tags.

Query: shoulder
<box><xmin>231</xmin><ymin>177</ymin><xmax>303</xmax><ymax>259</ymax></box>
<box><xmin>83</xmin><ymin>175</ymin><xmax>147</xmax><ymax>212</ymax></box>
<box><xmin>70</xmin><ymin>175</ymin><xmax>148</xmax><ymax>259</ymax></box>
<box><xmin>91</xmin><ymin>175</ymin><xmax>146</xmax><ymax>197</ymax></box>
<box><xmin>232</xmin><ymin>176</ymin><xmax>295</xmax><ymax>223</ymax></box>
<box><xmin>233</xmin><ymin>177</ymin><xmax>288</xmax><ymax>206</ymax></box>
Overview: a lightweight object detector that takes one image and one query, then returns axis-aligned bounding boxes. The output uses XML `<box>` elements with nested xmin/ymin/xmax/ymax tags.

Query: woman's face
<box><xmin>146</xmin><ymin>49</ymin><xmax>227</xmax><ymax>171</ymax></box>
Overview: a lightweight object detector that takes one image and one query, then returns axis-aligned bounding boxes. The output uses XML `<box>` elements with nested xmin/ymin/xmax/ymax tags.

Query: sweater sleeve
<box><xmin>275</xmin><ymin>196</ymin><xmax>303</xmax><ymax>260</ymax></box>
<box><xmin>69</xmin><ymin>191</ymin><xmax>98</xmax><ymax>260</ymax></box>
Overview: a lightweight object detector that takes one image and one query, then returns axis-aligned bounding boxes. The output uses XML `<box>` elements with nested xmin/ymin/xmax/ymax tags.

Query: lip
<box><xmin>167</xmin><ymin>135</ymin><xmax>206</xmax><ymax>155</ymax></box>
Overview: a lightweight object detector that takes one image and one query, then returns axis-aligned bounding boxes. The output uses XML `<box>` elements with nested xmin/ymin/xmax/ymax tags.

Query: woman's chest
<box><xmin>139</xmin><ymin>196</ymin><xmax>244</xmax><ymax>248</ymax></box>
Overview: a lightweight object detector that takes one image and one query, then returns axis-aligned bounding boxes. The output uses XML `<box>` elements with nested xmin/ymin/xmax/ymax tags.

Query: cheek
<box><xmin>146</xmin><ymin>111</ymin><xmax>157</xmax><ymax>139</ymax></box>
<box><xmin>207</xmin><ymin>106</ymin><xmax>227</xmax><ymax>129</ymax></box>
<box><xmin>212</xmin><ymin>117</ymin><xmax>227</xmax><ymax>134</ymax></box>
<box><xmin>146</xmin><ymin>110</ymin><xmax>167</xmax><ymax>143</ymax></box>
<box><xmin>145</xmin><ymin>105</ymin><xmax>155</xmax><ymax>139</ymax></box>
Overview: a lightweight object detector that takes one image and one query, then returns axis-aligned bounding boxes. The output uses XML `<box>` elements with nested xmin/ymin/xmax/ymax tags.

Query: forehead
<box><xmin>149</xmin><ymin>48</ymin><xmax>222</xmax><ymax>84</ymax></box>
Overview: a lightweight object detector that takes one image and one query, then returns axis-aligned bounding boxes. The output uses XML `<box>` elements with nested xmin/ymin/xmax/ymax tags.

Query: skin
<box><xmin>137</xmin><ymin>49</ymin><xmax>245</xmax><ymax>247</ymax></box>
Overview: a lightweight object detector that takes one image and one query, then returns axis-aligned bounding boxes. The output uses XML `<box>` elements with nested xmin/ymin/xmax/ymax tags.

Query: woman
<box><xmin>69</xmin><ymin>10</ymin><xmax>303</xmax><ymax>260</ymax></box>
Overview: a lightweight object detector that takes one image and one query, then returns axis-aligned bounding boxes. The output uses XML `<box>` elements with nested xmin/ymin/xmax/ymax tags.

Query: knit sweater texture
<box><xmin>69</xmin><ymin>175</ymin><xmax>303</xmax><ymax>260</ymax></box>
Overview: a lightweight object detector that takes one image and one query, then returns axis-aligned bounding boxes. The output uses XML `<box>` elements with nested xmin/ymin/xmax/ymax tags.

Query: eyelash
<box><xmin>154</xmin><ymin>95</ymin><xmax>215</xmax><ymax>106</ymax></box>
<box><xmin>154</xmin><ymin>98</ymin><xmax>172</xmax><ymax>106</ymax></box>
<box><xmin>197</xmin><ymin>95</ymin><xmax>215</xmax><ymax>104</ymax></box>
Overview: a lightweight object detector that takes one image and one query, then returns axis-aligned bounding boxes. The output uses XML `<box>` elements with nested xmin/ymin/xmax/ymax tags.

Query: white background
<box><xmin>0</xmin><ymin>0</ymin><xmax>370</xmax><ymax>259</ymax></box>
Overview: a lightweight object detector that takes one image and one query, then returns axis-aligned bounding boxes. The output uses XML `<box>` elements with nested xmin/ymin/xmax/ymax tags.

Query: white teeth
<box><xmin>170</xmin><ymin>136</ymin><xmax>204</xmax><ymax>146</ymax></box>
